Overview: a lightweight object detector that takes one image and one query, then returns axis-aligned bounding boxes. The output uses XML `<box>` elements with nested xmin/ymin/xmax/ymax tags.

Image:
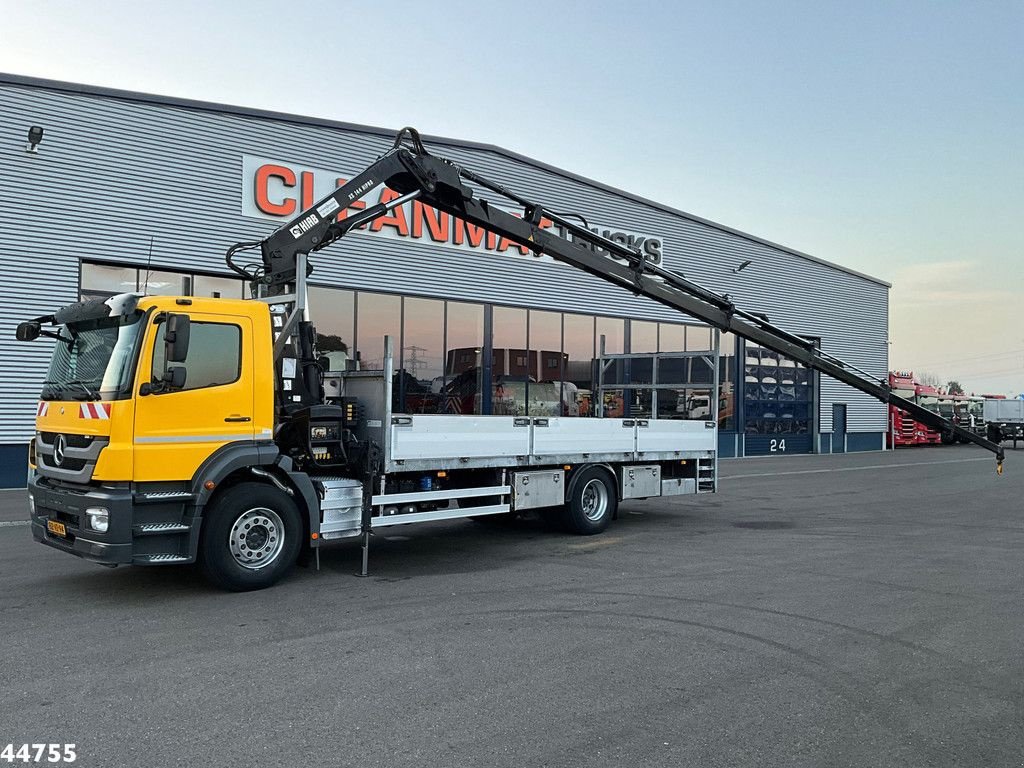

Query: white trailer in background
<box><xmin>984</xmin><ymin>399</ymin><xmax>1024</xmax><ymax>447</ymax></box>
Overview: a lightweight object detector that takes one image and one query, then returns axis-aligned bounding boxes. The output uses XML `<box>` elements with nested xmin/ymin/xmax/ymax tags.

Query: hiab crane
<box><xmin>16</xmin><ymin>128</ymin><xmax>1004</xmax><ymax>591</ymax></box>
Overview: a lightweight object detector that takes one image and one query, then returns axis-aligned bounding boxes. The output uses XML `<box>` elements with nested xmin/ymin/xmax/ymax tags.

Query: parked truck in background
<box><xmin>887</xmin><ymin>371</ymin><xmax>919</xmax><ymax>447</ymax></box>
<box><xmin>914</xmin><ymin>383</ymin><xmax>944</xmax><ymax>445</ymax></box>
<box><xmin>984</xmin><ymin>398</ymin><xmax>1024</xmax><ymax>447</ymax></box>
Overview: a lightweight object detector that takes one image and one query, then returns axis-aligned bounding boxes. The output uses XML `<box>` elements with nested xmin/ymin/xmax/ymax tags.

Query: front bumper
<box><xmin>29</xmin><ymin>475</ymin><xmax>135</xmax><ymax>566</ymax></box>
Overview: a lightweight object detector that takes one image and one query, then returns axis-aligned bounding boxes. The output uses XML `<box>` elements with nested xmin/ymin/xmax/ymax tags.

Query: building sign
<box><xmin>241</xmin><ymin>155</ymin><xmax>663</xmax><ymax>264</ymax></box>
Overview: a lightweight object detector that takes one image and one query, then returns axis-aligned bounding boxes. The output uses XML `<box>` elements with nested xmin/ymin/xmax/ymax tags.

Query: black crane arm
<box><xmin>227</xmin><ymin>127</ymin><xmax>1004</xmax><ymax>472</ymax></box>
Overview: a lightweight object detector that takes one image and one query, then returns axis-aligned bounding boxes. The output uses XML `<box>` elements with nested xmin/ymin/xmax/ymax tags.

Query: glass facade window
<box><xmin>80</xmin><ymin>263</ymin><xmax>138</xmax><ymax>298</ymax></box>
<box><xmin>596</xmin><ymin>317</ymin><xmax>625</xmax><ymax>416</ymax></box>
<box><xmin>743</xmin><ymin>342</ymin><xmax>810</xmax><ymax>435</ymax></box>
<box><xmin>445</xmin><ymin>301</ymin><xmax>484</xmax><ymax>415</ymax></box>
<box><xmin>595</xmin><ymin>316</ymin><xmax>625</xmax><ymax>355</ymax></box>
<box><xmin>686</xmin><ymin>325</ymin><xmax>713</xmax><ymax>352</ymax></box>
<box><xmin>193</xmin><ymin>274</ymin><xmax>245</xmax><ymax>299</ymax></box>
<box><xmin>658</xmin><ymin>323</ymin><xmax>686</xmax><ymax>353</ymax></box>
<box><xmin>492</xmin><ymin>306</ymin><xmax>528</xmax><ymax>415</ymax></box>
<box><xmin>631</xmin><ymin>320</ymin><xmax>658</xmax><ymax>354</ymax></box>
<box><xmin>563</xmin><ymin>313</ymin><xmax>595</xmax><ymax>417</ymax></box>
<box><xmin>141</xmin><ymin>270</ymin><xmax>191</xmax><ymax>296</ymax></box>
<box><xmin>81</xmin><ymin>262</ymin><xmax>245</xmax><ymax>302</ymax></box>
<box><xmin>308</xmin><ymin>286</ymin><xmax>356</xmax><ymax>370</ymax></box>
<box><xmin>718</xmin><ymin>332</ymin><xmax>736</xmax><ymax>430</ymax></box>
<box><xmin>400</xmin><ymin>297</ymin><xmax>444</xmax><ymax>413</ymax></box>
<box><xmin>356</xmin><ymin>292</ymin><xmax>401</xmax><ymax>371</ymax></box>
<box><xmin>529</xmin><ymin>310</ymin><xmax>564</xmax><ymax>416</ymax></box>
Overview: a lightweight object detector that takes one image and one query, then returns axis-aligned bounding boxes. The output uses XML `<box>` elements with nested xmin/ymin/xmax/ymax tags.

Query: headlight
<box><xmin>86</xmin><ymin>507</ymin><xmax>109</xmax><ymax>533</ymax></box>
<box><xmin>27</xmin><ymin>493</ymin><xmax>35</xmax><ymax>516</ymax></box>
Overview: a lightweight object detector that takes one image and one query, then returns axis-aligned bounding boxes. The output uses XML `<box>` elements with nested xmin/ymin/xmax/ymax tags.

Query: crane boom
<box><xmin>227</xmin><ymin>127</ymin><xmax>1004</xmax><ymax>472</ymax></box>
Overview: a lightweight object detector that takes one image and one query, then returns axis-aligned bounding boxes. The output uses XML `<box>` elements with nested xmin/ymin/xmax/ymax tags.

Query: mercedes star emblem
<box><xmin>53</xmin><ymin>434</ymin><xmax>67</xmax><ymax>467</ymax></box>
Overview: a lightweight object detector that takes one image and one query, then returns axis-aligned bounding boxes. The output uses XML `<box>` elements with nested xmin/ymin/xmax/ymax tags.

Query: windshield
<box><xmin>892</xmin><ymin>388</ymin><xmax>916</xmax><ymax>400</ymax></box>
<box><xmin>42</xmin><ymin>311</ymin><xmax>144</xmax><ymax>401</ymax></box>
<box><xmin>918</xmin><ymin>396</ymin><xmax>939</xmax><ymax>410</ymax></box>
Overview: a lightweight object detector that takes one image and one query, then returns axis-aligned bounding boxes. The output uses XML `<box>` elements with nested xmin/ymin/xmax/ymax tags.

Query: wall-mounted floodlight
<box><xmin>25</xmin><ymin>126</ymin><xmax>44</xmax><ymax>153</ymax></box>
<box><xmin>732</xmin><ymin>259</ymin><xmax>753</xmax><ymax>274</ymax></box>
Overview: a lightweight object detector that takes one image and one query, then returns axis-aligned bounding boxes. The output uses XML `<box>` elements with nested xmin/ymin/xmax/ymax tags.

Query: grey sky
<box><xmin>3</xmin><ymin>0</ymin><xmax>1022</xmax><ymax>392</ymax></box>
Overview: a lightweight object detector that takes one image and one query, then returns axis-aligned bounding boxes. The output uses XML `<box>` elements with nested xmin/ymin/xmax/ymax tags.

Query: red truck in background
<box><xmin>913</xmin><ymin>382</ymin><xmax>944</xmax><ymax>445</ymax></box>
<box><xmin>889</xmin><ymin>371</ymin><xmax>994</xmax><ymax>447</ymax></box>
<box><xmin>887</xmin><ymin>371</ymin><xmax>949</xmax><ymax>446</ymax></box>
<box><xmin>887</xmin><ymin>371</ymin><xmax>919</xmax><ymax>446</ymax></box>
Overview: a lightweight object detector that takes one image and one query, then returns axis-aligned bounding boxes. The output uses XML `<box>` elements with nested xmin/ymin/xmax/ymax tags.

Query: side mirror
<box><xmin>165</xmin><ymin>314</ymin><xmax>191</xmax><ymax>363</ymax></box>
<box><xmin>165</xmin><ymin>365</ymin><xmax>187</xmax><ymax>390</ymax></box>
<box><xmin>16</xmin><ymin>321</ymin><xmax>41</xmax><ymax>342</ymax></box>
<box><xmin>142</xmin><ymin>364</ymin><xmax>187</xmax><ymax>396</ymax></box>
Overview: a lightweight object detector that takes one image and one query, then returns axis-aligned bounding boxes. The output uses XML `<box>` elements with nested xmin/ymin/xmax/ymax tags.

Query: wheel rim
<box><xmin>229</xmin><ymin>507</ymin><xmax>285</xmax><ymax>570</ymax></box>
<box><xmin>580</xmin><ymin>478</ymin><xmax>609</xmax><ymax>522</ymax></box>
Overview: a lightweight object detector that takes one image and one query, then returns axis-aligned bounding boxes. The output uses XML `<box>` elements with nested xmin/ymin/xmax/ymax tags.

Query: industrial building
<box><xmin>0</xmin><ymin>73</ymin><xmax>890</xmax><ymax>487</ymax></box>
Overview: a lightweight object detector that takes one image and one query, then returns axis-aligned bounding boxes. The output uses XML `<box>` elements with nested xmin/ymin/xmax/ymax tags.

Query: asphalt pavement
<box><xmin>1</xmin><ymin>446</ymin><xmax>1021</xmax><ymax>767</ymax></box>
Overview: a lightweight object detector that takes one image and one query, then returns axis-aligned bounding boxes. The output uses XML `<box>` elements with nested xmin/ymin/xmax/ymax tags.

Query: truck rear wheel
<box><xmin>562</xmin><ymin>467</ymin><xmax>617</xmax><ymax>535</ymax></box>
<box><xmin>198</xmin><ymin>482</ymin><xmax>302</xmax><ymax>591</ymax></box>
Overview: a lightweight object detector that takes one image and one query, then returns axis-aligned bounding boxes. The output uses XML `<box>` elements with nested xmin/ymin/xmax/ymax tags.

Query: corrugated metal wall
<box><xmin>0</xmin><ymin>77</ymin><xmax>888</xmax><ymax>445</ymax></box>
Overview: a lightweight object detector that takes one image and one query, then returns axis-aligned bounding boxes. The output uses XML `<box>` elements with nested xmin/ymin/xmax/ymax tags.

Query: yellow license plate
<box><xmin>46</xmin><ymin>519</ymin><xmax>67</xmax><ymax>537</ymax></box>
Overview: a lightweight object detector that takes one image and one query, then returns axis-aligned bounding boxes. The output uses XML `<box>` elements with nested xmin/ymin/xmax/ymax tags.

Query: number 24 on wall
<box><xmin>770</xmin><ymin>439</ymin><xmax>786</xmax><ymax>452</ymax></box>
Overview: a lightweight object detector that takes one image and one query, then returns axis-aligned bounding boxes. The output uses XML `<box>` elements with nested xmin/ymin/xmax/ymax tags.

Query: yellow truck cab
<box><xmin>24</xmin><ymin>293</ymin><xmax>304</xmax><ymax>589</ymax></box>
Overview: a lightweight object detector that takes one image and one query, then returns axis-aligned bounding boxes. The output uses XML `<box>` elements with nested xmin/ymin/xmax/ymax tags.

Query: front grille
<box><xmin>40</xmin><ymin>432</ymin><xmax>94</xmax><ymax>449</ymax></box>
<box><xmin>34</xmin><ymin>433</ymin><xmax>108</xmax><ymax>482</ymax></box>
<box><xmin>40</xmin><ymin>454</ymin><xmax>87</xmax><ymax>472</ymax></box>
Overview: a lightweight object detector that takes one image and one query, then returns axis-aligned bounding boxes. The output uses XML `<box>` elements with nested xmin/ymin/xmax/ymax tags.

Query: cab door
<box><xmin>134</xmin><ymin>311</ymin><xmax>256</xmax><ymax>482</ymax></box>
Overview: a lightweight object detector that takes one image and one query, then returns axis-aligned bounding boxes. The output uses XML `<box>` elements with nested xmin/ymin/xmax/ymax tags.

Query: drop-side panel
<box><xmin>531</xmin><ymin>418</ymin><xmax>636</xmax><ymax>462</ymax></box>
<box><xmin>635</xmin><ymin>420</ymin><xmax>717</xmax><ymax>458</ymax></box>
<box><xmin>388</xmin><ymin>415</ymin><xmax>530</xmax><ymax>471</ymax></box>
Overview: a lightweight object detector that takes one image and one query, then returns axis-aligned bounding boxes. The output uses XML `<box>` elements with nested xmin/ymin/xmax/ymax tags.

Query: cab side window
<box><xmin>152</xmin><ymin>321</ymin><xmax>242</xmax><ymax>390</ymax></box>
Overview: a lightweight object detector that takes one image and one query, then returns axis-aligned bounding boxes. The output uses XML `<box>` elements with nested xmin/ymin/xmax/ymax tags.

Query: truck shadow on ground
<box><xmin>40</xmin><ymin>504</ymin><xmax>714</xmax><ymax>599</ymax></box>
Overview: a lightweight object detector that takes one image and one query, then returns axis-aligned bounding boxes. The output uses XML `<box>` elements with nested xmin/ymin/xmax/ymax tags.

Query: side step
<box><xmin>133</xmin><ymin>553</ymin><xmax>190</xmax><ymax>564</ymax></box>
<box><xmin>133</xmin><ymin>491</ymin><xmax>195</xmax><ymax>504</ymax></box>
<box><xmin>133</xmin><ymin>522</ymin><xmax>191</xmax><ymax>536</ymax></box>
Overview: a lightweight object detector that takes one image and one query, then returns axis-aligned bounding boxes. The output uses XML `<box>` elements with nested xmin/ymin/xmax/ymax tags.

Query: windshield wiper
<box><xmin>65</xmin><ymin>380</ymin><xmax>101</xmax><ymax>401</ymax></box>
<box><xmin>42</xmin><ymin>379</ymin><xmax>101</xmax><ymax>401</ymax></box>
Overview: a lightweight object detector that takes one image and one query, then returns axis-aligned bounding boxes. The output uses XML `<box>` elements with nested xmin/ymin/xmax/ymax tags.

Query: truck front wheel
<box><xmin>562</xmin><ymin>467</ymin><xmax>617</xmax><ymax>535</ymax></box>
<box><xmin>198</xmin><ymin>482</ymin><xmax>302</xmax><ymax>591</ymax></box>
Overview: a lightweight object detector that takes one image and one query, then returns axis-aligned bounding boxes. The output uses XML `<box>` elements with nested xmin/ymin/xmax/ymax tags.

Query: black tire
<box><xmin>562</xmin><ymin>467</ymin><xmax>617</xmax><ymax>535</ymax></box>
<box><xmin>940</xmin><ymin>431</ymin><xmax>955</xmax><ymax>446</ymax></box>
<box><xmin>198</xmin><ymin>482</ymin><xmax>302</xmax><ymax>591</ymax></box>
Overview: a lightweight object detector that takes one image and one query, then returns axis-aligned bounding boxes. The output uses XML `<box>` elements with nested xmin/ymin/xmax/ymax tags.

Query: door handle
<box><xmin>224</xmin><ymin>415</ymin><xmax>251</xmax><ymax>423</ymax></box>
